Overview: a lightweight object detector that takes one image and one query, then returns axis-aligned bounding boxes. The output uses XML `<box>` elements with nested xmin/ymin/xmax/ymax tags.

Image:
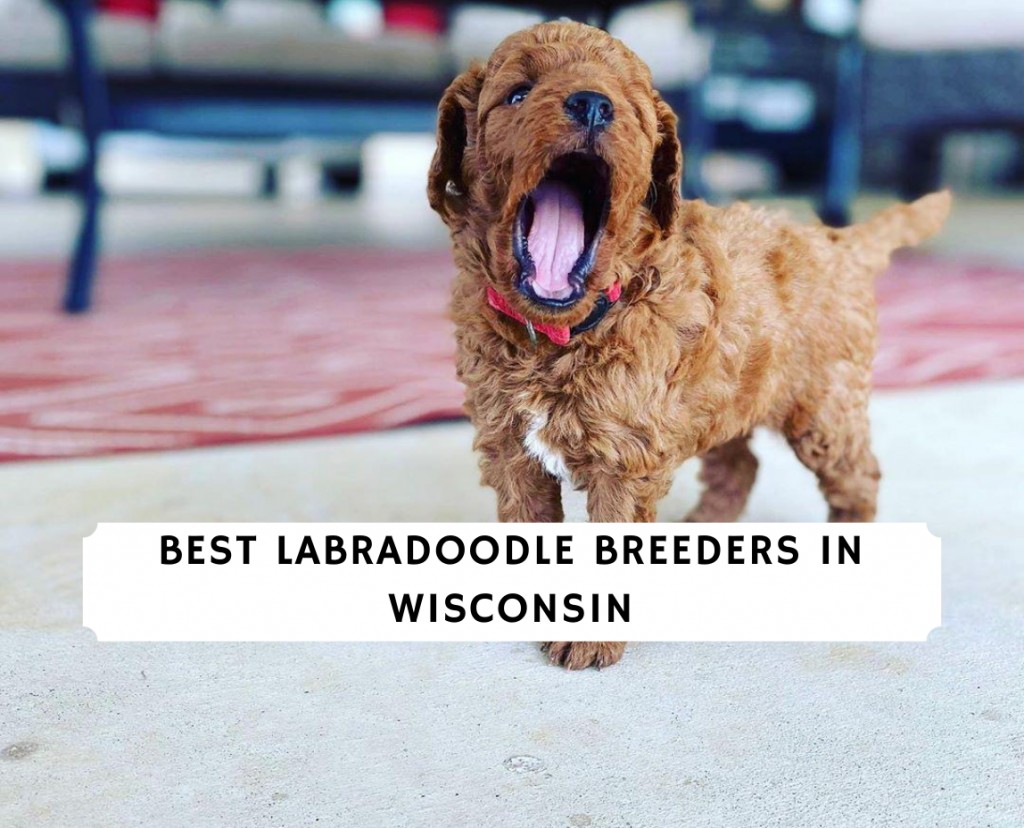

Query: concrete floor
<box><xmin>1</xmin><ymin>194</ymin><xmax>1023</xmax><ymax>826</ymax></box>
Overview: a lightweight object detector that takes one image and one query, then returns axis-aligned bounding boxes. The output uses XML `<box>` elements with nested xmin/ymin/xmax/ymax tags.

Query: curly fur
<box><xmin>428</xmin><ymin>22</ymin><xmax>951</xmax><ymax>668</ymax></box>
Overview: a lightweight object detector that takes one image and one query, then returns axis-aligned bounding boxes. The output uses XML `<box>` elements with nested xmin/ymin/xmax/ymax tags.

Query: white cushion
<box><xmin>447</xmin><ymin>5</ymin><xmax>543</xmax><ymax>70</ymax></box>
<box><xmin>0</xmin><ymin>0</ymin><xmax>63</xmax><ymax>69</ymax></box>
<box><xmin>157</xmin><ymin>17</ymin><xmax>448</xmax><ymax>87</ymax></box>
<box><xmin>220</xmin><ymin>0</ymin><xmax>324</xmax><ymax>30</ymax></box>
<box><xmin>861</xmin><ymin>0</ymin><xmax>1024</xmax><ymax>50</ymax></box>
<box><xmin>447</xmin><ymin>1</ymin><xmax>707</xmax><ymax>89</ymax></box>
<box><xmin>610</xmin><ymin>1</ymin><xmax>709</xmax><ymax>88</ymax></box>
<box><xmin>94</xmin><ymin>17</ymin><xmax>155</xmax><ymax>71</ymax></box>
<box><xmin>0</xmin><ymin>0</ymin><xmax>153</xmax><ymax>72</ymax></box>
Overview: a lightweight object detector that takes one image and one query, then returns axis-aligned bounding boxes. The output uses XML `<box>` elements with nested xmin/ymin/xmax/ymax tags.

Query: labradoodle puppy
<box><xmin>428</xmin><ymin>21</ymin><xmax>950</xmax><ymax>670</ymax></box>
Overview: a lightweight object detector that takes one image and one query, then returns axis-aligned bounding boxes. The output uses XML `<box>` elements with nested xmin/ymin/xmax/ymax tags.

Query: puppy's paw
<box><xmin>542</xmin><ymin>641</ymin><xmax>626</xmax><ymax>670</ymax></box>
<box><xmin>684</xmin><ymin>499</ymin><xmax>745</xmax><ymax>523</ymax></box>
<box><xmin>683</xmin><ymin>505</ymin><xmax>720</xmax><ymax>522</ymax></box>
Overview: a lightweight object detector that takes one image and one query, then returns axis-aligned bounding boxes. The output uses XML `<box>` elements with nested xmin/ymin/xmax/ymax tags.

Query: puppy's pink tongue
<box><xmin>527</xmin><ymin>181</ymin><xmax>584</xmax><ymax>300</ymax></box>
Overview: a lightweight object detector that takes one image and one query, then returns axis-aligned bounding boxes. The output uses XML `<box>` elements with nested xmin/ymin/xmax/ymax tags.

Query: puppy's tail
<box><xmin>840</xmin><ymin>190</ymin><xmax>952</xmax><ymax>269</ymax></box>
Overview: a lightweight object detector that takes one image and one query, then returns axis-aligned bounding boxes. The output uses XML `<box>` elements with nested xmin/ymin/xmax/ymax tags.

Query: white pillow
<box><xmin>861</xmin><ymin>0</ymin><xmax>1024</xmax><ymax>50</ymax></box>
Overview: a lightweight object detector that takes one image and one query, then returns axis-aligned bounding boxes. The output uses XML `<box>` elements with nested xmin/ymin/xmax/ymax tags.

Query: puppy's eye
<box><xmin>506</xmin><ymin>85</ymin><xmax>532</xmax><ymax>106</ymax></box>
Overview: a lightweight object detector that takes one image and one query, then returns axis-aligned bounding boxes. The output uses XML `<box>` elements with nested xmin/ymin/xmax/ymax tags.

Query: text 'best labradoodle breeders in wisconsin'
<box><xmin>161</xmin><ymin>530</ymin><xmax>803</xmax><ymax>624</ymax></box>
<box><xmin>83</xmin><ymin>523</ymin><xmax>940</xmax><ymax>643</ymax></box>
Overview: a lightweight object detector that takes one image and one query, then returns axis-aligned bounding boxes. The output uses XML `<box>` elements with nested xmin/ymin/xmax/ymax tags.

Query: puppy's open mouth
<box><xmin>513</xmin><ymin>153</ymin><xmax>610</xmax><ymax>308</ymax></box>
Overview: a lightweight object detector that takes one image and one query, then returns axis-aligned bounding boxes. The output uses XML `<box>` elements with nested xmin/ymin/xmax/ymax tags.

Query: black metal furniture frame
<box><xmin>19</xmin><ymin>0</ymin><xmax>449</xmax><ymax>311</ymax></box>
<box><xmin>16</xmin><ymin>0</ymin><xmax>626</xmax><ymax>312</ymax></box>
<box><xmin>5</xmin><ymin>0</ymin><xmax>863</xmax><ymax>312</ymax></box>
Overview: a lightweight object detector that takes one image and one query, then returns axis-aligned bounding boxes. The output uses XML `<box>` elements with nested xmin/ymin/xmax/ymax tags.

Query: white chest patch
<box><xmin>523</xmin><ymin>413</ymin><xmax>572</xmax><ymax>483</ymax></box>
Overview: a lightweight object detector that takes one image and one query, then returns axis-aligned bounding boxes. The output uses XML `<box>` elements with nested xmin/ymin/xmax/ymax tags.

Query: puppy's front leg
<box><xmin>544</xmin><ymin>641</ymin><xmax>626</xmax><ymax>670</ymax></box>
<box><xmin>480</xmin><ymin>437</ymin><xmax>563</xmax><ymax>523</ymax></box>
<box><xmin>541</xmin><ymin>474</ymin><xmax>663</xmax><ymax>670</ymax></box>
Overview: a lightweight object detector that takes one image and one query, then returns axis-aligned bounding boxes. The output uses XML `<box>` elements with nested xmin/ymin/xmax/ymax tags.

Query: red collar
<box><xmin>486</xmin><ymin>282</ymin><xmax>622</xmax><ymax>346</ymax></box>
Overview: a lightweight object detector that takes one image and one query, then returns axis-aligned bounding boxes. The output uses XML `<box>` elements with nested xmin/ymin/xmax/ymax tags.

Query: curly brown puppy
<box><xmin>428</xmin><ymin>22</ymin><xmax>950</xmax><ymax>669</ymax></box>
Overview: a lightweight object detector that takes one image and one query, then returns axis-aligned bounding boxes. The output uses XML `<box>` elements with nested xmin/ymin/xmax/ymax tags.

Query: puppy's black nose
<box><xmin>564</xmin><ymin>91</ymin><xmax>614</xmax><ymax>132</ymax></box>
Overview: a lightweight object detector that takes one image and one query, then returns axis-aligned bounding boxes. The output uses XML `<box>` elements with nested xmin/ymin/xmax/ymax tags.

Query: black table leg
<box><xmin>682</xmin><ymin>81</ymin><xmax>712</xmax><ymax>201</ymax></box>
<box><xmin>820</xmin><ymin>38</ymin><xmax>863</xmax><ymax>227</ymax></box>
<box><xmin>900</xmin><ymin>132</ymin><xmax>943</xmax><ymax>201</ymax></box>
<box><xmin>56</xmin><ymin>0</ymin><xmax>108</xmax><ymax>313</ymax></box>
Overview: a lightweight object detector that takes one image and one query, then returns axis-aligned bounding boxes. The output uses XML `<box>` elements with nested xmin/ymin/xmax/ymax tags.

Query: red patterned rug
<box><xmin>1</xmin><ymin>249</ymin><xmax>1021</xmax><ymax>462</ymax></box>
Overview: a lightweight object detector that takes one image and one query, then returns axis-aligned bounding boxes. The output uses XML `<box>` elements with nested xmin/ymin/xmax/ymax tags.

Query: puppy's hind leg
<box><xmin>783</xmin><ymin>386</ymin><xmax>880</xmax><ymax>522</ymax></box>
<box><xmin>684</xmin><ymin>435</ymin><xmax>759</xmax><ymax>522</ymax></box>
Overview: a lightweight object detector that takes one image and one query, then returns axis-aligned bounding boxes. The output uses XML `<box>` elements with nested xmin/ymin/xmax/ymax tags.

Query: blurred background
<box><xmin>0</xmin><ymin>0</ymin><xmax>1022</xmax><ymax>466</ymax></box>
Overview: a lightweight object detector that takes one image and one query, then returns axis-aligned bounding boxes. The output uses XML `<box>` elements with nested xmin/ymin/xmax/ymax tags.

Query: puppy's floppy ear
<box><xmin>428</xmin><ymin>64</ymin><xmax>484</xmax><ymax>224</ymax></box>
<box><xmin>648</xmin><ymin>93</ymin><xmax>683</xmax><ymax>235</ymax></box>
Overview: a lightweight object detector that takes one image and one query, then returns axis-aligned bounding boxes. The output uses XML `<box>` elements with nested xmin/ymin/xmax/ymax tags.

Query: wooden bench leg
<box><xmin>57</xmin><ymin>0</ymin><xmax>108</xmax><ymax>313</ymax></box>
